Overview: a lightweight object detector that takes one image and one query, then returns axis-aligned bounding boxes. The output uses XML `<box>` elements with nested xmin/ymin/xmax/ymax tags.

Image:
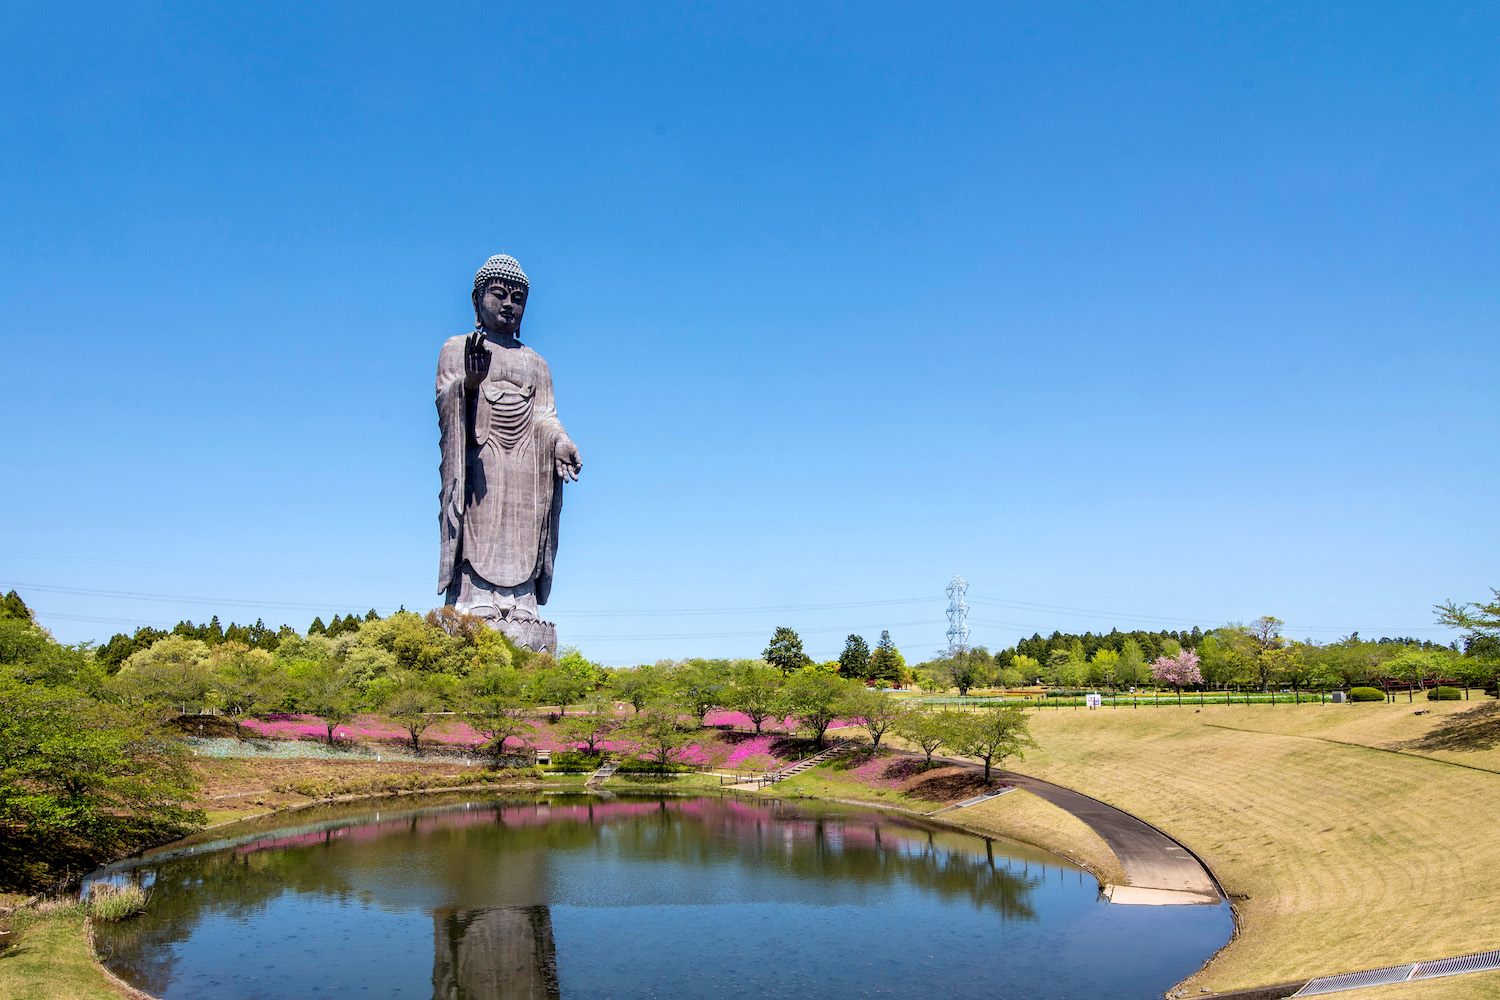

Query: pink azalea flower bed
<box><xmin>241</xmin><ymin>711</ymin><xmax>825</xmax><ymax>771</ymax></box>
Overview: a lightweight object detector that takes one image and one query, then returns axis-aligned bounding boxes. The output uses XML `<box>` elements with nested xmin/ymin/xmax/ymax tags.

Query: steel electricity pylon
<box><xmin>945</xmin><ymin>575</ymin><xmax>970</xmax><ymax>656</ymax></box>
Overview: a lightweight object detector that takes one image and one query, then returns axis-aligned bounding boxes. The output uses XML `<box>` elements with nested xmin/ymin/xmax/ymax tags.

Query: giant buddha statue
<box><xmin>436</xmin><ymin>255</ymin><xmax>582</xmax><ymax>652</ymax></box>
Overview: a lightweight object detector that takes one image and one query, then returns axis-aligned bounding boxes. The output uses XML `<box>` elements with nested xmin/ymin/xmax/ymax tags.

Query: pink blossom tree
<box><xmin>1150</xmin><ymin>649</ymin><xmax>1203</xmax><ymax>705</ymax></box>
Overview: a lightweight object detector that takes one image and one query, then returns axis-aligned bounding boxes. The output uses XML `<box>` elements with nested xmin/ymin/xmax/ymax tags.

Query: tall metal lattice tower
<box><xmin>945</xmin><ymin>575</ymin><xmax>970</xmax><ymax>656</ymax></box>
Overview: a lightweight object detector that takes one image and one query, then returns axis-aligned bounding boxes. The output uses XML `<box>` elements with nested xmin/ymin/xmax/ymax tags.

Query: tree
<box><xmin>385</xmin><ymin>674</ymin><xmax>444</xmax><ymax>754</ymax></box>
<box><xmin>610</xmin><ymin>664</ymin><xmax>663</xmax><ymax>715</ymax></box>
<box><xmin>0</xmin><ymin>676</ymin><xmax>203</xmax><ymax>891</ymax></box>
<box><xmin>763</xmin><ymin>627</ymin><xmax>809</xmax><ymax>676</ymax></box>
<box><xmin>1387</xmin><ymin>648</ymin><xmax>1444</xmax><ymax>703</ymax></box>
<box><xmin>1091</xmin><ymin>647</ymin><xmax>1120</xmax><ymax>691</ymax></box>
<box><xmin>207</xmin><ymin>642</ymin><xmax>283</xmax><ymax>740</ymax></box>
<box><xmin>777</xmin><ymin>670</ymin><xmax>851</xmax><ymax>747</ymax></box>
<box><xmin>728</xmin><ymin>662</ymin><xmax>783</xmax><ymax>734</ymax></box>
<box><xmin>939</xmin><ymin>647</ymin><xmax>990</xmax><ymax>695</ymax></box>
<box><xmin>112</xmin><ymin>636</ymin><xmax>213</xmax><ymax>715</ymax></box>
<box><xmin>670</xmin><ymin>659</ymin><xmax>727</xmax><ymax>725</ymax></box>
<box><xmin>1248</xmin><ymin>616</ymin><xmax>1285</xmax><ymax>691</ymax></box>
<box><xmin>1436</xmin><ymin>589</ymin><xmax>1500</xmax><ymax>641</ymax></box>
<box><xmin>839</xmin><ymin>687</ymin><xmax>904</xmax><ymax>748</ymax></box>
<box><xmin>1119</xmin><ymin>638</ymin><xmax>1147</xmax><ymax>689</ymax></box>
<box><xmin>532</xmin><ymin>648</ymin><xmax>599</xmax><ymax>714</ymax></box>
<box><xmin>867</xmin><ymin>631</ymin><xmax>906</xmax><ymax>686</ymax></box>
<box><xmin>0</xmin><ymin>590</ymin><xmax>33</xmax><ymax>622</ymax></box>
<box><xmin>839</xmin><ymin>634</ymin><xmax>871</xmax><ymax>679</ymax></box>
<box><xmin>630</xmin><ymin>705</ymin><xmax>692</xmax><ymax>770</ymax></box>
<box><xmin>556</xmin><ymin>694</ymin><xmax>622</xmax><ymax>753</ymax></box>
<box><xmin>1011</xmin><ymin>653</ymin><xmax>1041</xmax><ymax>685</ymax></box>
<box><xmin>1149</xmin><ymin>649</ymin><xmax>1203</xmax><ymax>705</ymax></box>
<box><xmin>893</xmin><ymin>709</ymin><xmax>948</xmax><ymax>763</ymax></box>
<box><xmin>298</xmin><ymin>660</ymin><xmax>357</xmax><ymax>744</ymax></box>
<box><xmin>940</xmin><ymin>704</ymin><xmax>1037</xmax><ymax>783</ymax></box>
<box><xmin>463</xmin><ymin>666</ymin><xmax>535</xmax><ymax>761</ymax></box>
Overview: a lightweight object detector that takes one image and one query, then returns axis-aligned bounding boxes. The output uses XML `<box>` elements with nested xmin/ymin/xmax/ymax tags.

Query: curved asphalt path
<box><xmin>920</xmin><ymin>751</ymin><xmax>1222</xmax><ymax>901</ymax></box>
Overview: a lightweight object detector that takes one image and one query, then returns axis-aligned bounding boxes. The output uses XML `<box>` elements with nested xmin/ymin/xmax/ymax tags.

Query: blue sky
<box><xmin>2</xmin><ymin>2</ymin><xmax>1496</xmax><ymax>665</ymax></box>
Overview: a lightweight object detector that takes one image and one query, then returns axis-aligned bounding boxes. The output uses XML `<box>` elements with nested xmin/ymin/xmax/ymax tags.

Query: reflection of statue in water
<box><xmin>433</xmin><ymin>907</ymin><xmax>560</xmax><ymax>1000</ymax></box>
<box><xmin>437</xmin><ymin>255</ymin><xmax>582</xmax><ymax>652</ymax></box>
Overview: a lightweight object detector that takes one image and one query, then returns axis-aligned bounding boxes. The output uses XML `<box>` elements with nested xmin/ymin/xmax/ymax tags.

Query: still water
<box><xmin>92</xmin><ymin>794</ymin><xmax>1230</xmax><ymax>999</ymax></box>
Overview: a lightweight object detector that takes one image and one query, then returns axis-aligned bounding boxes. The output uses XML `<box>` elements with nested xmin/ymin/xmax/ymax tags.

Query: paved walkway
<box><xmin>921</xmin><ymin>752</ymin><xmax>1222</xmax><ymax>903</ymax></box>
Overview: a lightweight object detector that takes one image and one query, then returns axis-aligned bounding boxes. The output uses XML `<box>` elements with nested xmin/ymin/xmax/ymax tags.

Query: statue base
<box><xmin>491</xmin><ymin>617</ymin><xmax>557</xmax><ymax>654</ymax></box>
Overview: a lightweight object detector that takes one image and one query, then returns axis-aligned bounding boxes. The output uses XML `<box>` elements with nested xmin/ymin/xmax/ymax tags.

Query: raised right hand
<box><xmin>463</xmin><ymin>331</ymin><xmax>490</xmax><ymax>390</ymax></box>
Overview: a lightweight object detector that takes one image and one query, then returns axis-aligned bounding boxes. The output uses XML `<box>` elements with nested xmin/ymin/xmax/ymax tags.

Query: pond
<box><xmin>91</xmin><ymin>793</ymin><xmax>1231</xmax><ymax>999</ymax></box>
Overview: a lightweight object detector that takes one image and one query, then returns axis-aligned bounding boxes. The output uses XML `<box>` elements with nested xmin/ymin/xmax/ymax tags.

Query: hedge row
<box><xmin>272</xmin><ymin>767</ymin><xmax>544</xmax><ymax>799</ymax></box>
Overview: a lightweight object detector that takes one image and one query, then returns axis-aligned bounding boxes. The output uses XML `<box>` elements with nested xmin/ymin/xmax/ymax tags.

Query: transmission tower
<box><xmin>945</xmin><ymin>575</ymin><xmax>970</xmax><ymax>656</ymax></box>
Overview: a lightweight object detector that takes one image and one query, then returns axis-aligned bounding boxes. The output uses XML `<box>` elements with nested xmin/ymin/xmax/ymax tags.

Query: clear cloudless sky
<box><xmin>2</xmin><ymin>2</ymin><xmax>1496</xmax><ymax>665</ymax></box>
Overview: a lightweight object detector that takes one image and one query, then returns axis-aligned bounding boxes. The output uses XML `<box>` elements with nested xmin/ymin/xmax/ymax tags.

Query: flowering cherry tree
<box><xmin>1150</xmin><ymin>649</ymin><xmax>1203</xmax><ymax>705</ymax></box>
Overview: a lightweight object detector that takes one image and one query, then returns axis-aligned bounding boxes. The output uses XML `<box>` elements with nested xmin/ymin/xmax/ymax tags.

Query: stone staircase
<box><xmin>731</xmin><ymin>740</ymin><xmax>856</xmax><ymax>789</ymax></box>
<box><xmin>585</xmin><ymin>759</ymin><xmax>620</xmax><ymax>787</ymax></box>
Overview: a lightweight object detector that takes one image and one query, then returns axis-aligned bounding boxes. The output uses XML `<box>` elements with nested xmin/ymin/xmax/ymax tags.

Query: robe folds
<box><xmin>436</xmin><ymin>334</ymin><xmax>567</xmax><ymax>603</ymax></box>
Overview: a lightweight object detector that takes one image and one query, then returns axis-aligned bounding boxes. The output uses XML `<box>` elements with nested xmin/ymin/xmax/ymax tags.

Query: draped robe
<box><xmin>436</xmin><ymin>334</ymin><xmax>567</xmax><ymax>608</ymax></box>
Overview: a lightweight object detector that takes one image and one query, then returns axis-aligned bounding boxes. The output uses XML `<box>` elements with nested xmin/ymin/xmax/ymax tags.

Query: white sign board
<box><xmin>1085</xmin><ymin>693</ymin><xmax>1103</xmax><ymax>709</ymax></box>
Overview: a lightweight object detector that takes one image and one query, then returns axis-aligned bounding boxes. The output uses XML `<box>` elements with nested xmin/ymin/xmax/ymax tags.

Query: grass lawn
<box><xmin>904</xmin><ymin>700</ymin><xmax>1500</xmax><ymax>994</ymax></box>
<box><xmin>0</xmin><ymin>910</ymin><xmax>117</xmax><ymax>1000</ymax></box>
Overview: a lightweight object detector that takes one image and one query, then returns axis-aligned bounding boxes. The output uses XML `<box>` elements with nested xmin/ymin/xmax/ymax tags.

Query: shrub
<box><xmin>88</xmin><ymin>882</ymin><xmax>147</xmax><ymax>921</ymax></box>
<box><xmin>550</xmin><ymin>750</ymin><xmax>606</xmax><ymax>770</ymax></box>
<box><xmin>1427</xmin><ymin>686</ymin><xmax>1462</xmax><ymax>701</ymax></box>
<box><xmin>615</xmin><ymin>758</ymin><xmax>695</xmax><ymax>774</ymax></box>
<box><xmin>1349</xmin><ymin>687</ymin><xmax>1386</xmax><ymax>702</ymax></box>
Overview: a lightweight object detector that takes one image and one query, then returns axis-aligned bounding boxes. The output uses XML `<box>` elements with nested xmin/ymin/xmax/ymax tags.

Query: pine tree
<box><xmin>1</xmin><ymin>590</ymin><xmax>33</xmax><ymax>621</ymax></box>
<box><xmin>839</xmin><ymin>634</ymin><xmax>871</xmax><ymax>678</ymax></box>
<box><xmin>867</xmin><ymin>631</ymin><xmax>905</xmax><ymax>685</ymax></box>
<box><xmin>763</xmin><ymin>626</ymin><xmax>808</xmax><ymax>676</ymax></box>
<box><xmin>308</xmin><ymin>616</ymin><xmax>326</xmax><ymax>635</ymax></box>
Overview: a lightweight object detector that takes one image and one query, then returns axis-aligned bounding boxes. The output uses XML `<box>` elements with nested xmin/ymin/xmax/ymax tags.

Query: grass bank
<box><xmin>765</xmin><ymin>752</ymin><xmax>1130</xmax><ymax>887</ymax></box>
<box><xmin>0</xmin><ymin>905</ymin><xmax>132</xmax><ymax>1000</ymax></box>
<box><xmin>859</xmin><ymin>699</ymin><xmax>1500</xmax><ymax>995</ymax></box>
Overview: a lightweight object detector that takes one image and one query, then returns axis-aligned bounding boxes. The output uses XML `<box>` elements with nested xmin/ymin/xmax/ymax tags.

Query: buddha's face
<box><xmin>474</xmin><ymin>280</ymin><xmax>527</xmax><ymax>336</ymax></box>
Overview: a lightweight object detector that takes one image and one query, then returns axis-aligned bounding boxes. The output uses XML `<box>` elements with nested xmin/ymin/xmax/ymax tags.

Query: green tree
<box><xmin>1091</xmin><ymin>647</ymin><xmax>1120</xmax><ymax>691</ymax></box>
<box><xmin>1248</xmin><ymin>616</ymin><xmax>1285</xmax><ymax>691</ymax></box>
<box><xmin>556</xmin><ymin>694</ymin><xmax>622</xmax><ymax>753</ymax></box>
<box><xmin>296</xmin><ymin>660</ymin><xmax>357</xmax><ymax>744</ymax></box>
<box><xmin>207</xmin><ymin>642</ymin><xmax>283</xmax><ymax>740</ymax></box>
<box><xmin>670</xmin><ymin>659</ymin><xmax>728</xmax><ymax>725</ymax></box>
<box><xmin>728</xmin><ymin>661</ymin><xmax>783</xmax><ymax>734</ymax></box>
<box><xmin>610</xmin><ymin>664</ymin><xmax>663</xmax><ymax>715</ymax></box>
<box><xmin>1119</xmin><ymin>638</ymin><xmax>1147</xmax><ymax>689</ymax></box>
<box><xmin>839</xmin><ymin>687</ymin><xmax>904</xmax><ymax>748</ymax></box>
<box><xmin>1387</xmin><ymin>648</ymin><xmax>1444</xmax><ymax>703</ymax></box>
<box><xmin>462</xmin><ymin>666</ymin><xmax>534</xmax><ymax>760</ymax></box>
<box><xmin>112</xmin><ymin>635</ymin><xmax>213</xmax><ymax>715</ymax></box>
<box><xmin>1436</xmin><ymin>589</ymin><xmax>1500</xmax><ymax>641</ymax></box>
<box><xmin>940</xmin><ymin>704</ymin><xmax>1037</xmax><ymax>783</ymax></box>
<box><xmin>1</xmin><ymin>590</ymin><xmax>33</xmax><ymax>622</ymax></box>
<box><xmin>893</xmin><ymin>708</ymin><xmax>948</xmax><ymax>763</ymax></box>
<box><xmin>0</xmin><ymin>677</ymin><xmax>203</xmax><ymax>891</ymax></box>
<box><xmin>763</xmin><ymin>626</ymin><xmax>810</xmax><ymax>676</ymax></box>
<box><xmin>385</xmin><ymin>673</ymin><xmax>445</xmax><ymax>754</ymax></box>
<box><xmin>777</xmin><ymin>670</ymin><xmax>852</xmax><ymax>747</ymax></box>
<box><xmin>630</xmin><ymin>704</ymin><xmax>692</xmax><ymax>770</ymax></box>
<box><xmin>866</xmin><ymin>631</ymin><xmax>906</xmax><ymax>686</ymax></box>
<box><xmin>839</xmin><ymin>634</ymin><xmax>871</xmax><ymax>679</ymax></box>
<box><xmin>532</xmin><ymin>648</ymin><xmax>599</xmax><ymax>714</ymax></box>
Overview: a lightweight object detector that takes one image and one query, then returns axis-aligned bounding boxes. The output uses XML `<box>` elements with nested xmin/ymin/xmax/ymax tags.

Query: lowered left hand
<box><xmin>554</xmin><ymin>438</ymin><xmax>582</xmax><ymax>482</ymax></box>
